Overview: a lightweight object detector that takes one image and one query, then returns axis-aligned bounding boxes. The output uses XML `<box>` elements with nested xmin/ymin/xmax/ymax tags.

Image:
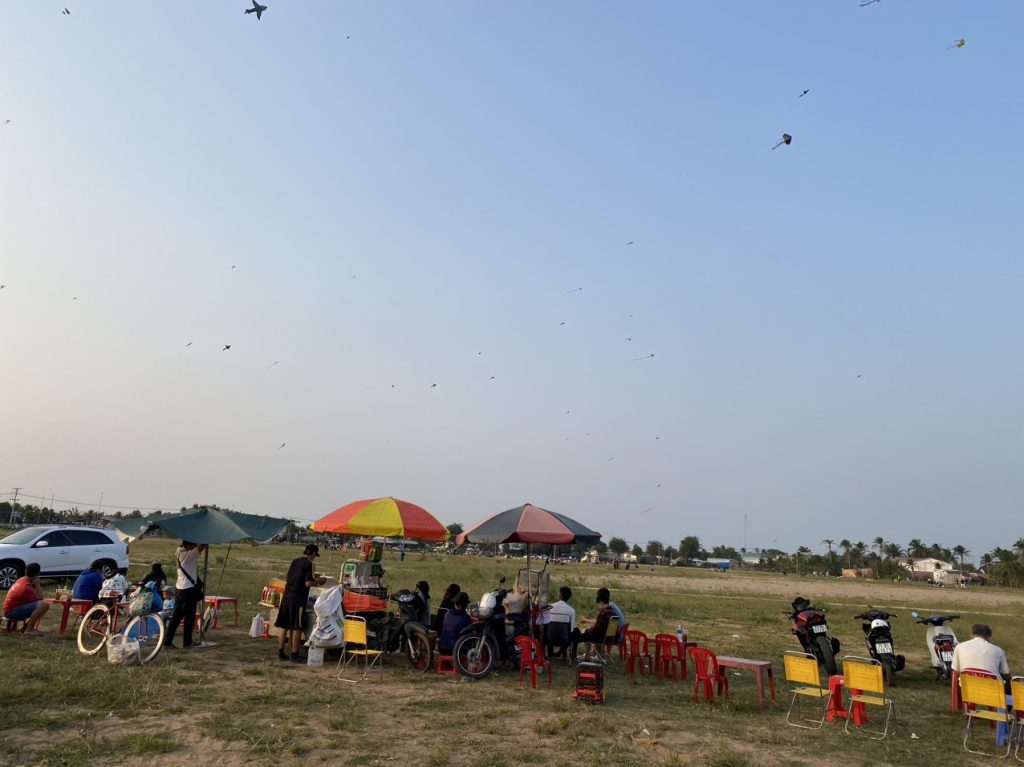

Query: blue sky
<box><xmin>2</xmin><ymin>1</ymin><xmax>1021</xmax><ymax>560</ymax></box>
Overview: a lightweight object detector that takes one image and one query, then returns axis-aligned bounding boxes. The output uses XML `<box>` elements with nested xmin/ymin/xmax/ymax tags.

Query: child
<box><xmin>98</xmin><ymin>567</ymin><xmax>131</xmax><ymax>603</ymax></box>
<box><xmin>160</xmin><ymin>586</ymin><xmax>177</xmax><ymax>621</ymax></box>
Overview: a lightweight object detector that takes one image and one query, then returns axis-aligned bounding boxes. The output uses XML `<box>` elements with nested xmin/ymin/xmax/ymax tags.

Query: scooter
<box><xmin>789</xmin><ymin>596</ymin><xmax>839</xmax><ymax>676</ymax></box>
<box><xmin>912</xmin><ymin>612</ymin><xmax>959</xmax><ymax>679</ymax></box>
<box><xmin>853</xmin><ymin>609</ymin><xmax>905</xmax><ymax>684</ymax></box>
<box><xmin>453</xmin><ymin>577</ymin><xmax>526</xmax><ymax>679</ymax></box>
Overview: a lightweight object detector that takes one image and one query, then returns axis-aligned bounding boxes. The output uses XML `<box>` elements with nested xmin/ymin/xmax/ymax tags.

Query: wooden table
<box><xmin>43</xmin><ymin>598</ymin><xmax>94</xmax><ymax>635</ymax></box>
<box><xmin>716</xmin><ymin>655</ymin><xmax>776</xmax><ymax>709</ymax></box>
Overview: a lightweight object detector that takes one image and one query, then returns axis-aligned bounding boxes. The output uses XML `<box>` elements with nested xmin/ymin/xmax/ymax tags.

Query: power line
<box><xmin>1</xmin><ymin>489</ymin><xmax>176</xmax><ymax>512</ymax></box>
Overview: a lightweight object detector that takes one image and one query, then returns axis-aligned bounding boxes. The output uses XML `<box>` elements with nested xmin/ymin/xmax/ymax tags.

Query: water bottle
<box><xmin>676</xmin><ymin>624</ymin><xmax>684</xmax><ymax>644</ymax></box>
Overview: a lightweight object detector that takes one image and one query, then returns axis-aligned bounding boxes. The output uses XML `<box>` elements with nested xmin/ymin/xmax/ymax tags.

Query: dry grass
<box><xmin>0</xmin><ymin>539</ymin><xmax>1019</xmax><ymax>766</ymax></box>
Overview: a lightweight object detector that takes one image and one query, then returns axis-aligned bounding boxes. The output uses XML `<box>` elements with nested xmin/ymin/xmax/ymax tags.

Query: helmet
<box><xmin>870</xmin><ymin>618</ymin><xmax>888</xmax><ymax>631</ymax></box>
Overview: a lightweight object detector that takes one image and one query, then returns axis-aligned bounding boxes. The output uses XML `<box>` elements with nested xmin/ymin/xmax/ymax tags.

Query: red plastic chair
<box><xmin>689</xmin><ymin>646</ymin><xmax>729</xmax><ymax>703</ymax></box>
<box><xmin>624</xmin><ymin>629</ymin><xmax>653</xmax><ymax>676</ymax></box>
<box><xmin>654</xmin><ymin>634</ymin><xmax>685</xmax><ymax>682</ymax></box>
<box><xmin>515</xmin><ymin>635</ymin><xmax>552</xmax><ymax>689</ymax></box>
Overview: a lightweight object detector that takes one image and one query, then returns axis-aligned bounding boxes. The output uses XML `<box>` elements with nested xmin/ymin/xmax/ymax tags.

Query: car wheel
<box><xmin>95</xmin><ymin>560</ymin><xmax>116</xmax><ymax>579</ymax></box>
<box><xmin>0</xmin><ymin>561</ymin><xmax>24</xmax><ymax>590</ymax></box>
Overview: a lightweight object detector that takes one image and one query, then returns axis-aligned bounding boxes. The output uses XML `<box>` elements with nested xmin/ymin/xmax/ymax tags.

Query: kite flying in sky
<box><xmin>772</xmin><ymin>133</ymin><xmax>793</xmax><ymax>150</ymax></box>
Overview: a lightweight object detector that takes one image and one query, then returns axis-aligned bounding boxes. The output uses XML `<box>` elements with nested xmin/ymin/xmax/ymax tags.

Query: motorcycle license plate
<box><xmin>941</xmin><ymin>651</ymin><xmax>953</xmax><ymax>662</ymax></box>
<box><xmin>811</xmin><ymin>624</ymin><xmax>828</xmax><ymax>634</ymax></box>
<box><xmin>875</xmin><ymin>642</ymin><xmax>893</xmax><ymax>654</ymax></box>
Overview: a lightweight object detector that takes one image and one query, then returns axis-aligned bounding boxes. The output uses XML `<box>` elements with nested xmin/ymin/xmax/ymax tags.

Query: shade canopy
<box><xmin>110</xmin><ymin>507</ymin><xmax>290</xmax><ymax>545</ymax></box>
<box><xmin>456</xmin><ymin>503</ymin><xmax>602</xmax><ymax>546</ymax></box>
<box><xmin>311</xmin><ymin>497</ymin><xmax>449</xmax><ymax>542</ymax></box>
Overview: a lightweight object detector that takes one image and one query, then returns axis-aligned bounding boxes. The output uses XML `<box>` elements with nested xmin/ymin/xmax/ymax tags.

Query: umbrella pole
<box><xmin>196</xmin><ymin>546</ymin><xmax>212</xmax><ymax>648</ymax></box>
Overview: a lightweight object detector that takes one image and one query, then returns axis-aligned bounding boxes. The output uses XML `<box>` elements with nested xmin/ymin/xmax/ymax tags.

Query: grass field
<box><xmin>1</xmin><ymin>538</ymin><xmax>1021</xmax><ymax>766</ymax></box>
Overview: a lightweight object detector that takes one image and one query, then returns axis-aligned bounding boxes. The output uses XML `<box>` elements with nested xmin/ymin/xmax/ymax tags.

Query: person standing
<box><xmin>163</xmin><ymin>540</ymin><xmax>207</xmax><ymax>649</ymax></box>
<box><xmin>276</xmin><ymin>544</ymin><xmax>326</xmax><ymax>662</ymax></box>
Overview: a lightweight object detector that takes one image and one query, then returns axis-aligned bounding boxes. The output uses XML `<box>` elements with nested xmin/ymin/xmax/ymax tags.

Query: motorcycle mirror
<box><xmin>499</xmin><ymin>577</ymin><xmax>506</xmax><ymax>584</ymax></box>
<box><xmin>911</xmin><ymin>611</ymin><xmax>919</xmax><ymax>618</ymax></box>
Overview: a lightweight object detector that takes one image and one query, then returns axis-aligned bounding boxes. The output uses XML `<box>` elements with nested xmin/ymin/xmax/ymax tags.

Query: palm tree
<box><xmin>853</xmin><ymin>541</ymin><xmax>868</xmax><ymax>567</ymax></box>
<box><xmin>952</xmin><ymin>545</ymin><xmax>969</xmax><ymax>578</ymax></box>
<box><xmin>822</xmin><ymin>539</ymin><xmax>835</xmax><ymax>556</ymax></box>
<box><xmin>907</xmin><ymin>538</ymin><xmax>927</xmax><ymax>558</ymax></box>
<box><xmin>796</xmin><ymin>545</ymin><xmax>812</xmax><ymax>574</ymax></box>
<box><xmin>839</xmin><ymin>539</ymin><xmax>852</xmax><ymax>569</ymax></box>
<box><xmin>873</xmin><ymin>537</ymin><xmax>885</xmax><ymax>561</ymax></box>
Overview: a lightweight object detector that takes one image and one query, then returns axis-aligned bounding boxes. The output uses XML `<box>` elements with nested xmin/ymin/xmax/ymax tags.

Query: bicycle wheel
<box><xmin>77</xmin><ymin>604</ymin><xmax>113</xmax><ymax>656</ymax></box>
<box><xmin>123</xmin><ymin>613</ymin><xmax>166</xmax><ymax>664</ymax></box>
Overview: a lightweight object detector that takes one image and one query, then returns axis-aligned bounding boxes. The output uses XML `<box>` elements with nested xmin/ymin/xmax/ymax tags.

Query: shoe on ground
<box><xmin>278</xmin><ymin>650</ymin><xmax>288</xmax><ymax>661</ymax></box>
<box><xmin>291</xmin><ymin>653</ymin><xmax>305</xmax><ymax>663</ymax></box>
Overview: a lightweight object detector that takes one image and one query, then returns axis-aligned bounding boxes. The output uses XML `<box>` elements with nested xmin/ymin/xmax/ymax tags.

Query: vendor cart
<box><xmin>339</xmin><ymin>545</ymin><xmax>432</xmax><ymax>671</ymax></box>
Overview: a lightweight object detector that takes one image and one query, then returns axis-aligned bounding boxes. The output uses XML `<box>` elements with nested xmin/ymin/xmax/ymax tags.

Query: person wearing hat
<box><xmin>276</xmin><ymin>544</ymin><xmax>326</xmax><ymax>662</ymax></box>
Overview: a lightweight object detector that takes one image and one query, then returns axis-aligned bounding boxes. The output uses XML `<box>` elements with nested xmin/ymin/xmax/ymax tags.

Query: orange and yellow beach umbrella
<box><xmin>312</xmin><ymin>497</ymin><xmax>449</xmax><ymax>541</ymax></box>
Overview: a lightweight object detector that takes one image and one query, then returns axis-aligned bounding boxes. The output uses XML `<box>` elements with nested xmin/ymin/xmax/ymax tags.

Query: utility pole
<box><xmin>10</xmin><ymin>487</ymin><xmax>21</xmax><ymax>526</ymax></box>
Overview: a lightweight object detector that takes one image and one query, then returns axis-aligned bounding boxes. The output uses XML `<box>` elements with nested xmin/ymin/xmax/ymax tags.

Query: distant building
<box><xmin>841</xmin><ymin>568</ymin><xmax>875</xmax><ymax>579</ymax></box>
<box><xmin>706</xmin><ymin>557</ymin><xmax>735</xmax><ymax>571</ymax></box>
<box><xmin>894</xmin><ymin>557</ymin><xmax>955</xmax><ymax>574</ymax></box>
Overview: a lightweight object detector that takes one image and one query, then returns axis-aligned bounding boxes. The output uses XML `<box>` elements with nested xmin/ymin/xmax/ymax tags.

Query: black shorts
<box><xmin>274</xmin><ymin>603</ymin><xmax>304</xmax><ymax>631</ymax></box>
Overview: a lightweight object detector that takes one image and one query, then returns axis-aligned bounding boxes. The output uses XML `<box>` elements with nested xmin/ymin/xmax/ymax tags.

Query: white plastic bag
<box><xmin>313</xmin><ymin>586</ymin><xmax>342</xmax><ymax>618</ymax></box>
<box><xmin>107</xmin><ymin>634</ymin><xmax>142</xmax><ymax>666</ymax></box>
<box><xmin>308</xmin><ymin>617</ymin><xmax>344</xmax><ymax>648</ymax></box>
<box><xmin>478</xmin><ymin>591</ymin><xmax>497</xmax><ymax>618</ymax></box>
<box><xmin>249</xmin><ymin>615</ymin><xmax>266</xmax><ymax>638</ymax></box>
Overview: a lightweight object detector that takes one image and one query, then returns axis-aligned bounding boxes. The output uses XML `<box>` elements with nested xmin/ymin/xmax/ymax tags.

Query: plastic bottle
<box><xmin>676</xmin><ymin>624</ymin><xmax>684</xmax><ymax>643</ymax></box>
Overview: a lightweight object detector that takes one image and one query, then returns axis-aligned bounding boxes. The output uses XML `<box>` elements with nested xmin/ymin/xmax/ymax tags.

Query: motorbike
<box><xmin>359</xmin><ymin>589</ymin><xmax>433</xmax><ymax>671</ymax></box>
<box><xmin>789</xmin><ymin>596</ymin><xmax>839</xmax><ymax>676</ymax></box>
<box><xmin>452</xmin><ymin>577</ymin><xmax>528</xmax><ymax>679</ymax></box>
<box><xmin>853</xmin><ymin>609</ymin><xmax>905</xmax><ymax>684</ymax></box>
<box><xmin>912</xmin><ymin>611</ymin><xmax>959</xmax><ymax>680</ymax></box>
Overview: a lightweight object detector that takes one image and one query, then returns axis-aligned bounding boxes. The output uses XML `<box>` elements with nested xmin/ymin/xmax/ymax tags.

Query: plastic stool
<box><xmin>826</xmin><ymin>675</ymin><xmax>848</xmax><ymax>721</ymax></box>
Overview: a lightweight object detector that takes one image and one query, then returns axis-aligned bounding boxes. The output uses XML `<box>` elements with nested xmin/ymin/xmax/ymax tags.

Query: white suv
<box><xmin>0</xmin><ymin>525</ymin><xmax>130</xmax><ymax>589</ymax></box>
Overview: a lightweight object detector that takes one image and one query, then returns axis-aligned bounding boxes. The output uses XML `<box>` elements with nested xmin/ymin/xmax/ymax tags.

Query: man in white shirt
<box><xmin>951</xmin><ymin>623</ymin><xmax>1010</xmax><ymax>681</ymax></box>
<box><xmin>543</xmin><ymin>586</ymin><xmax>575</xmax><ymax>661</ymax></box>
<box><xmin>543</xmin><ymin>586</ymin><xmax>576</xmax><ymax>629</ymax></box>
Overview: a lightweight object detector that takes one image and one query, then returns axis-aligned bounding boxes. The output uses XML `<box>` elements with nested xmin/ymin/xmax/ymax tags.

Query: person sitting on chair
<box><xmin>98</xmin><ymin>567</ymin><xmax>131</xmax><ymax>605</ymax></box>
<box><xmin>2</xmin><ymin>562</ymin><xmax>49</xmax><ymax>636</ymax></box>
<box><xmin>433</xmin><ymin>582</ymin><xmax>461</xmax><ymax>632</ymax></box>
<box><xmin>570</xmin><ymin>592</ymin><xmax>613</xmax><ymax>662</ymax></box>
<box><xmin>951</xmin><ymin>623</ymin><xmax>1011</xmax><ymax>683</ymax></box>
<box><xmin>411</xmin><ymin>581</ymin><xmax>431</xmax><ymax>627</ymax></box>
<box><xmin>71</xmin><ymin>562</ymin><xmax>104</xmax><ymax>604</ymax></box>
<box><xmin>438</xmin><ymin>592</ymin><xmax>471</xmax><ymax>655</ymax></box>
<box><xmin>542</xmin><ymin>586</ymin><xmax>575</xmax><ymax>660</ymax></box>
<box><xmin>140</xmin><ymin>561</ymin><xmax>168</xmax><ymax>592</ymax></box>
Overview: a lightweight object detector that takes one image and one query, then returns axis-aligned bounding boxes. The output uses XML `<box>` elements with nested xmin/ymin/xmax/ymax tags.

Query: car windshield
<box><xmin>0</xmin><ymin>528</ymin><xmax>47</xmax><ymax>545</ymax></box>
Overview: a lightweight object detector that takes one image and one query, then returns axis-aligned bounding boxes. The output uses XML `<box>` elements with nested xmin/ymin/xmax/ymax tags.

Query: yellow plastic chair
<box><xmin>1012</xmin><ymin>676</ymin><xmax>1024</xmax><ymax>762</ymax></box>
<box><xmin>960</xmin><ymin>671</ymin><xmax>1013</xmax><ymax>757</ymax></box>
<box><xmin>584</xmin><ymin>616</ymin><xmax>619</xmax><ymax>663</ymax></box>
<box><xmin>842</xmin><ymin>655</ymin><xmax>895</xmax><ymax>740</ymax></box>
<box><xmin>783</xmin><ymin>651</ymin><xmax>831</xmax><ymax>729</ymax></box>
<box><xmin>337</xmin><ymin>616</ymin><xmax>383</xmax><ymax>683</ymax></box>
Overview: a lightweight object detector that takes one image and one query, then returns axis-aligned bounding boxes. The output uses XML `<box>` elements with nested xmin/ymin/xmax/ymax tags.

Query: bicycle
<box><xmin>76</xmin><ymin>591</ymin><xmax>166</xmax><ymax>664</ymax></box>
